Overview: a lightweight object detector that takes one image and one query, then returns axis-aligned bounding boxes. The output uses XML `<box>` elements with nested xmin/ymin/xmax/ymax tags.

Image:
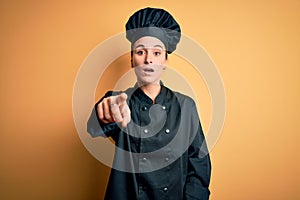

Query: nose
<box><xmin>144</xmin><ymin>52</ymin><xmax>153</xmax><ymax>64</ymax></box>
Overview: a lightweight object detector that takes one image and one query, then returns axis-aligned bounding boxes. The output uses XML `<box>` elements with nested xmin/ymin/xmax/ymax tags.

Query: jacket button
<box><xmin>165</xmin><ymin>129</ymin><xmax>170</xmax><ymax>134</ymax></box>
<box><xmin>163</xmin><ymin>187</ymin><xmax>168</xmax><ymax>192</ymax></box>
<box><xmin>142</xmin><ymin>106</ymin><xmax>148</xmax><ymax>111</ymax></box>
<box><xmin>162</xmin><ymin>106</ymin><xmax>166</xmax><ymax>110</ymax></box>
<box><xmin>144</xmin><ymin>129</ymin><xmax>149</xmax><ymax>134</ymax></box>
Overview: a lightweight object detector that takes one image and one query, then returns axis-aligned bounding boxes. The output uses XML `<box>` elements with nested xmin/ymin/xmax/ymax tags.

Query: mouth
<box><xmin>143</xmin><ymin>67</ymin><xmax>154</xmax><ymax>73</ymax></box>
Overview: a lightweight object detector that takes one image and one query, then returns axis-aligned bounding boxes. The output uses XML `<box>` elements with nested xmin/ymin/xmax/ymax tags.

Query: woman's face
<box><xmin>131</xmin><ymin>36</ymin><xmax>167</xmax><ymax>86</ymax></box>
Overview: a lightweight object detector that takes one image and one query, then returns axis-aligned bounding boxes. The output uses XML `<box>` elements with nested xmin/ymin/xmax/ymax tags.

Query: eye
<box><xmin>154</xmin><ymin>51</ymin><xmax>161</xmax><ymax>56</ymax></box>
<box><xmin>135</xmin><ymin>50</ymin><xmax>145</xmax><ymax>55</ymax></box>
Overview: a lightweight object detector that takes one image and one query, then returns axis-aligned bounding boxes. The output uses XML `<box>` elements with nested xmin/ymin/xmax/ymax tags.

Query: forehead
<box><xmin>133</xmin><ymin>36</ymin><xmax>165</xmax><ymax>49</ymax></box>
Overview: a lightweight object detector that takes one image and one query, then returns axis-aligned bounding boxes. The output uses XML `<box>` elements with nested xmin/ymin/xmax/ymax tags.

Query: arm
<box><xmin>184</xmin><ymin>102</ymin><xmax>211</xmax><ymax>200</ymax></box>
<box><xmin>184</xmin><ymin>127</ymin><xmax>211</xmax><ymax>200</ymax></box>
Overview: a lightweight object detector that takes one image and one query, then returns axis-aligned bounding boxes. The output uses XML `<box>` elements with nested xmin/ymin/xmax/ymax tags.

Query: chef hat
<box><xmin>125</xmin><ymin>7</ymin><xmax>181</xmax><ymax>54</ymax></box>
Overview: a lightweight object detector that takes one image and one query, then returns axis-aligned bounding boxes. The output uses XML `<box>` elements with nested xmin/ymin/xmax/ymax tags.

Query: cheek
<box><xmin>133</xmin><ymin>67</ymin><xmax>143</xmax><ymax>77</ymax></box>
<box><xmin>159</xmin><ymin>57</ymin><xmax>167</xmax><ymax>65</ymax></box>
<box><xmin>132</xmin><ymin>56</ymin><xmax>144</xmax><ymax>66</ymax></box>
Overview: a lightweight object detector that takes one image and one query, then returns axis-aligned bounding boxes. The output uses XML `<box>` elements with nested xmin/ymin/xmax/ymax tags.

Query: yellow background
<box><xmin>1</xmin><ymin>0</ymin><xmax>300</xmax><ymax>199</ymax></box>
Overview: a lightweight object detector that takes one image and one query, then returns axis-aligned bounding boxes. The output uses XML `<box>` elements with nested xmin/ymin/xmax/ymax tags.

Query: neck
<box><xmin>138</xmin><ymin>82</ymin><xmax>161</xmax><ymax>103</ymax></box>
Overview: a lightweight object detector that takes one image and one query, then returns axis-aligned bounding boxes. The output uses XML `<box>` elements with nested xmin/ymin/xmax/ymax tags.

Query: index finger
<box><xmin>115</xmin><ymin>93</ymin><xmax>128</xmax><ymax>105</ymax></box>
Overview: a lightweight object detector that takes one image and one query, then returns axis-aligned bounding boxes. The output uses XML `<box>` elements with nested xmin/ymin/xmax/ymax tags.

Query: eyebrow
<box><xmin>134</xmin><ymin>44</ymin><xmax>164</xmax><ymax>49</ymax></box>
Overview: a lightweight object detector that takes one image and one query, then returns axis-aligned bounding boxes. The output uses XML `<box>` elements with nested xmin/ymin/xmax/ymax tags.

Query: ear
<box><xmin>163</xmin><ymin>58</ymin><xmax>167</xmax><ymax>70</ymax></box>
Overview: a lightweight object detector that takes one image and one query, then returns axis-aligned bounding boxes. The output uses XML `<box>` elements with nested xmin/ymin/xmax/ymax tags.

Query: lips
<box><xmin>143</xmin><ymin>67</ymin><xmax>154</xmax><ymax>72</ymax></box>
<box><xmin>143</xmin><ymin>67</ymin><xmax>154</xmax><ymax>73</ymax></box>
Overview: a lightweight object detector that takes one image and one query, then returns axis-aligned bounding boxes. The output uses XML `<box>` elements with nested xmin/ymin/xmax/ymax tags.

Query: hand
<box><xmin>97</xmin><ymin>93</ymin><xmax>131</xmax><ymax>128</ymax></box>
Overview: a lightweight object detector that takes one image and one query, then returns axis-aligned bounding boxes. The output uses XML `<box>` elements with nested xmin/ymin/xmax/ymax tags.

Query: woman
<box><xmin>87</xmin><ymin>7</ymin><xmax>211</xmax><ymax>200</ymax></box>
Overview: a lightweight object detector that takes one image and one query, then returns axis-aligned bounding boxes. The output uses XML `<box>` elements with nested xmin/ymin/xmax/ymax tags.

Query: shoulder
<box><xmin>100</xmin><ymin>85</ymin><xmax>136</xmax><ymax>99</ymax></box>
<box><xmin>164</xmin><ymin>85</ymin><xmax>196</xmax><ymax>106</ymax></box>
<box><xmin>164</xmin><ymin>86</ymin><xmax>201</xmax><ymax>124</ymax></box>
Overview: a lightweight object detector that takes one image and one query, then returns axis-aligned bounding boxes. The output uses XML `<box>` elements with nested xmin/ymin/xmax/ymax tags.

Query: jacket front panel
<box><xmin>87</xmin><ymin>85</ymin><xmax>211</xmax><ymax>200</ymax></box>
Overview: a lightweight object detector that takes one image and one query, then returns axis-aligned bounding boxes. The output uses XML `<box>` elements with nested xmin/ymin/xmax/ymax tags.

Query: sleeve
<box><xmin>184</xmin><ymin>102</ymin><xmax>211</xmax><ymax>200</ymax></box>
<box><xmin>86</xmin><ymin>91</ymin><xmax>121</xmax><ymax>138</ymax></box>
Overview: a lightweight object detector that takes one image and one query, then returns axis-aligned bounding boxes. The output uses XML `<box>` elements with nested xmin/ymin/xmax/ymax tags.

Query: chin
<box><xmin>138</xmin><ymin>79</ymin><xmax>160</xmax><ymax>86</ymax></box>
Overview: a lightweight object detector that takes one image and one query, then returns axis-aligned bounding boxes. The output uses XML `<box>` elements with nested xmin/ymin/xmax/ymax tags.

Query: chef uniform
<box><xmin>87</xmin><ymin>7</ymin><xmax>211</xmax><ymax>200</ymax></box>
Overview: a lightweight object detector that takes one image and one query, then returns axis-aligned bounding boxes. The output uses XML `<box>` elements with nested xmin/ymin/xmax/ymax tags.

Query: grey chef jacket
<box><xmin>87</xmin><ymin>84</ymin><xmax>211</xmax><ymax>200</ymax></box>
